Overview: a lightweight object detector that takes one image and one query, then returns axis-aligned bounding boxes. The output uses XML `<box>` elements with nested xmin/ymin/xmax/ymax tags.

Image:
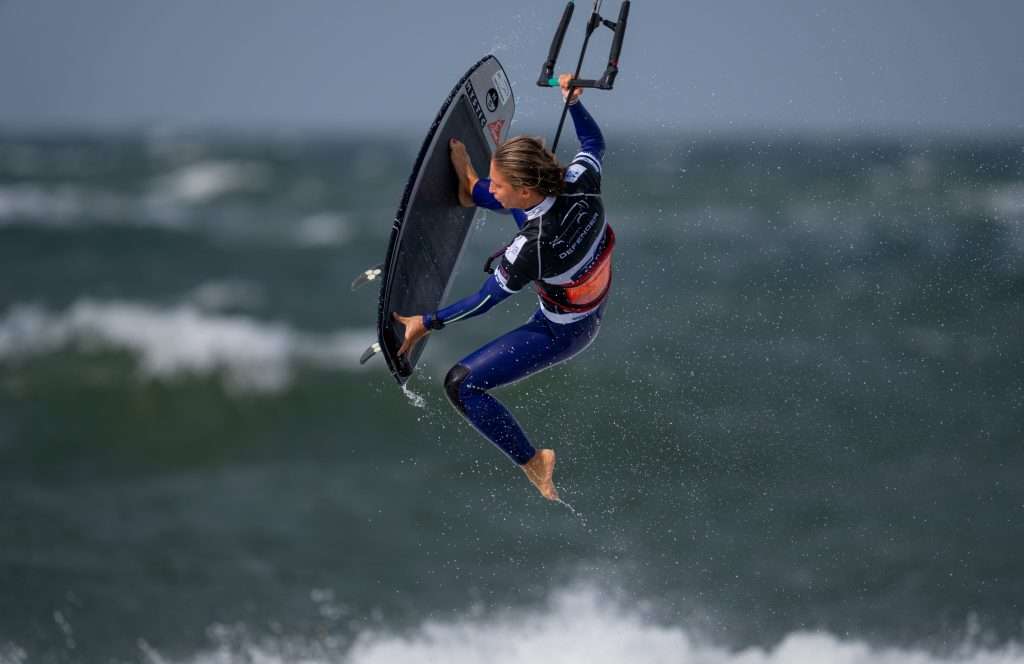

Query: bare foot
<box><xmin>449</xmin><ymin>138</ymin><xmax>477</xmax><ymax>207</ymax></box>
<box><xmin>522</xmin><ymin>449</ymin><xmax>559</xmax><ymax>501</ymax></box>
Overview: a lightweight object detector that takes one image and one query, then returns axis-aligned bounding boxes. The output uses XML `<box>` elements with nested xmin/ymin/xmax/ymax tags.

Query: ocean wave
<box><xmin>295</xmin><ymin>212</ymin><xmax>354</xmax><ymax>247</ymax></box>
<box><xmin>0</xmin><ymin>299</ymin><xmax>374</xmax><ymax>392</ymax></box>
<box><xmin>0</xmin><ymin>182</ymin><xmax>193</xmax><ymax>229</ymax></box>
<box><xmin>987</xmin><ymin>183</ymin><xmax>1024</xmax><ymax>221</ymax></box>
<box><xmin>186</xmin><ymin>280</ymin><xmax>266</xmax><ymax>311</ymax></box>
<box><xmin>0</xmin><ymin>183</ymin><xmax>137</xmax><ymax>226</ymax></box>
<box><xmin>0</xmin><ymin>159</ymin><xmax>270</xmax><ymax>225</ymax></box>
<box><xmin>15</xmin><ymin>585</ymin><xmax>1016</xmax><ymax>664</ymax></box>
<box><xmin>342</xmin><ymin>586</ymin><xmax>1022</xmax><ymax>664</ymax></box>
<box><xmin>0</xmin><ymin>182</ymin><xmax>356</xmax><ymax>247</ymax></box>
<box><xmin>148</xmin><ymin>160</ymin><xmax>271</xmax><ymax>204</ymax></box>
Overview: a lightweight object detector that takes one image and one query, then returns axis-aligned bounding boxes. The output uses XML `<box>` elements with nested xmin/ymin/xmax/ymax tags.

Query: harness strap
<box><xmin>483</xmin><ymin>247</ymin><xmax>505</xmax><ymax>274</ymax></box>
<box><xmin>535</xmin><ymin>225</ymin><xmax>616</xmax><ymax>313</ymax></box>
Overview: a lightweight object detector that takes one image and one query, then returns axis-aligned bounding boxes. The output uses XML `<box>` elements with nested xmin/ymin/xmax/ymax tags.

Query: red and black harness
<box><xmin>485</xmin><ymin>225</ymin><xmax>616</xmax><ymax>314</ymax></box>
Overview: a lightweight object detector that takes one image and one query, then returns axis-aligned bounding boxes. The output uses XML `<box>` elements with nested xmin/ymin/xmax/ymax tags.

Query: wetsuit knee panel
<box><xmin>444</xmin><ymin>363</ymin><xmax>472</xmax><ymax>414</ymax></box>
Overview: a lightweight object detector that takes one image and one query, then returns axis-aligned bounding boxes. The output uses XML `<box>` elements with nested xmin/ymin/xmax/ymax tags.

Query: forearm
<box><xmin>462</xmin><ymin>172</ymin><xmax>479</xmax><ymax>202</ymax></box>
<box><xmin>570</xmin><ymin>101</ymin><xmax>604</xmax><ymax>161</ymax></box>
<box><xmin>422</xmin><ymin>275</ymin><xmax>512</xmax><ymax>329</ymax></box>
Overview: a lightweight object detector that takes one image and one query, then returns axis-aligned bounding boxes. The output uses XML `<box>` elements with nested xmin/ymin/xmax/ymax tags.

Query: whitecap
<box><xmin>149</xmin><ymin>160</ymin><xmax>270</xmax><ymax>205</ymax></box>
<box><xmin>346</xmin><ymin>585</ymin><xmax>1024</xmax><ymax>664</ymax></box>
<box><xmin>187</xmin><ymin>280</ymin><xmax>265</xmax><ymax>312</ymax></box>
<box><xmin>31</xmin><ymin>583</ymin><xmax>1020</xmax><ymax>664</ymax></box>
<box><xmin>0</xmin><ymin>182</ymin><xmax>189</xmax><ymax>229</ymax></box>
<box><xmin>0</xmin><ymin>184</ymin><xmax>95</xmax><ymax>225</ymax></box>
<box><xmin>4</xmin><ymin>582</ymin><xmax>1019</xmax><ymax>659</ymax></box>
<box><xmin>987</xmin><ymin>183</ymin><xmax>1024</xmax><ymax>221</ymax></box>
<box><xmin>0</xmin><ymin>300</ymin><xmax>374</xmax><ymax>393</ymax></box>
<box><xmin>295</xmin><ymin>212</ymin><xmax>353</xmax><ymax>247</ymax></box>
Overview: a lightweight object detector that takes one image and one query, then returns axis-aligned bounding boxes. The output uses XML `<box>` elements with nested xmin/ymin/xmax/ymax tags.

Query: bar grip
<box><xmin>537</xmin><ymin>2</ymin><xmax>575</xmax><ymax>87</ymax></box>
<box><xmin>541</xmin><ymin>78</ymin><xmax>605</xmax><ymax>89</ymax></box>
<box><xmin>543</xmin><ymin>78</ymin><xmax>620</xmax><ymax>90</ymax></box>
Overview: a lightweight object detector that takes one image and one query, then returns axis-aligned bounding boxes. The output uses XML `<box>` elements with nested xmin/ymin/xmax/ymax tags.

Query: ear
<box><xmin>511</xmin><ymin>188</ymin><xmax>530</xmax><ymax>206</ymax></box>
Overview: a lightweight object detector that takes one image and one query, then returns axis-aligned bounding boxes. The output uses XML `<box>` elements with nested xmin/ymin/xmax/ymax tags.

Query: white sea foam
<box><xmin>2</xmin><ymin>585</ymin><xmax>1020</xmax><ymax>664</ymax></box>
<box><xmin>0</xmin><ymin>181</ymin><xmax>356</xmax><ymax>247</ymax></box>
<box><xmin>0</xmin><ymin>184</ymin><xmax>129</xmax><ymax>226</ymax></box>
<box><xmin>295</xmin><ymin>212</ymin><xmax>354</xmax><ymax>247</ymax></box>
<box><xmin>0</xmin><ymin>159</ymin><xmax>271</xmax><ymax>228</ymax></box>
<box><xmin>0</xmin><ymin>300</ymin><xmax>373</xmax><ymax>392</ymax></box>
<box><xmin>149</xmin><ymin>160</ymin><xmax>270</xmax><ymax>204</ymax></box>
<box><xmin>400</xmin><ymin>384</ymin><xmax>426</xmax><ymax>409</ymax></box>
<box><xmin>0</xmin><ymin>644</ymin><xmax>27</xmax><ymax>664</ymax></box>
<box><xmin>187</xmin><ymin>280</ymin><xmax>266</xmax><ymax>312</ymax></box>
<box><xmin>987</xmin><ymin>183</ymin><xmax>1024</xmax><ymax>221</ymax></box>
<box><xmin>0</xmin><ymin>183</ymin><xmax>189</xmax><ymax>229</ymax></box>
<box><xmin>35</xmin><ymin>584</ymin><xmax>1016</xmax><ymax>664</ymax></box>
<box><xmin>344</xmin><ymin>586</ymin><xmax>1023</xmax><ymax>664</ymax></box>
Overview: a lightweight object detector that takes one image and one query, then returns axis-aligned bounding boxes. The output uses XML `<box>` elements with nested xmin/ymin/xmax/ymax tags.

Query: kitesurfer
<box><xmin>393</xmin><ymin>74</ymin><xmax>613</xmax><ymax>501</ymax></box>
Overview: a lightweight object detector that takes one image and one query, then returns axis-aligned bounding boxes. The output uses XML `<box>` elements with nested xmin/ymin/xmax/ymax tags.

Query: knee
<box><xmin>444</xmin><ymin>363</ymin><xmax>472</xmax><ymax>414</ymax></box>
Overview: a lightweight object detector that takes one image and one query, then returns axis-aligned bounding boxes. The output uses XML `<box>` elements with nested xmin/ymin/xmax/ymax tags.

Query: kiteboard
<box><xmin>354</xmin><ymin>55</ymin><xmax>515</xmax><ymax>384</ymax></box>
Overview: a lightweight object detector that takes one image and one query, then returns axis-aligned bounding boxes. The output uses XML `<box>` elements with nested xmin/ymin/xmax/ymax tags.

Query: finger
<box><xmin>400</xmin><ymin>332</ymin><xmax>419</xmax><ymax>357</ymax></box>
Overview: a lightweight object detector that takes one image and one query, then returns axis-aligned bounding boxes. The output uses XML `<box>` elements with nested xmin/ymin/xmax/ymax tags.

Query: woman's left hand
<box><xmin>393</xmin><ymin>312</ymin><xmax>429</xmax><ymax>357</ymax></box>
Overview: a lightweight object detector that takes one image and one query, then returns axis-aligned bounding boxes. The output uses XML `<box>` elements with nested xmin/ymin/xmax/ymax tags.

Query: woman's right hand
<box><xmin>558</xmin><ymin>73</ymin><xmax>583</xmax><ymax>105</ymax></box>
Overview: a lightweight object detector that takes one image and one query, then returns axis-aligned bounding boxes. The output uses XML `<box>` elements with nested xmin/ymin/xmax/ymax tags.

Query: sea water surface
<box><xmin>1</xmin><ymin>129</ymin><xmax>1023</xmax><ymax>663</ymax></box>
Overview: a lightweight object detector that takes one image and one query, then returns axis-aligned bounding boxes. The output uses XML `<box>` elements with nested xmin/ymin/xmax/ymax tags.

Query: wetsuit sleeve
<box><xmin>562</xmin><ymin>101</ymin><xmax>603</xmax><ymax>194</ymax></box>
<box><xmin>570</xmin><ymin>101</ymin><xmax>604</xmax><ymax>163</ymax></box>
<box><xmin>422</xmin><ymin>275</ymin><xmax>512</xmax><ymax>329</ymax></box>
<box><xmin>472</xmin><ymin>179</ymin><xmax>502</xmax><ymax>209</ymax></box>
<box><xmin>473</xmin><ymin>179</ymin><xmax>528</xmax><ymax>229</ymax></box>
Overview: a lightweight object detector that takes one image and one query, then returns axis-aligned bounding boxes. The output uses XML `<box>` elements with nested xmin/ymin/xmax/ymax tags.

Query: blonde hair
<box><xmin>493</xmin><ymin>136</ymin><xmax>564</xmax><ymax>197</ymax></box>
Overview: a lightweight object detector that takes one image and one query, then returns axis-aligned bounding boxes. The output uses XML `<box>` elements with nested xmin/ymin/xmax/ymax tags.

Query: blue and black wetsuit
<box><xmin>422</xmin><ymin>101</ymin><xmax>612</xmax><ymax>465</ymax></box>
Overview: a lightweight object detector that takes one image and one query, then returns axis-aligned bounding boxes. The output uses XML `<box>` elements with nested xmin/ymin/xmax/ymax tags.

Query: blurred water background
<box><xmin>1</xmin><ymin>126</ymin><xmax>1022</xmax><ymax>663</ymax></box>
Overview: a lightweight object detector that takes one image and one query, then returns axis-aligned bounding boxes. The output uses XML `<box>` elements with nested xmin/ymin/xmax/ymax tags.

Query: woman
<box><xmin>393</xmin><ymin>74</ymin><xmax>614</xmax><ymax>501</ymax></box>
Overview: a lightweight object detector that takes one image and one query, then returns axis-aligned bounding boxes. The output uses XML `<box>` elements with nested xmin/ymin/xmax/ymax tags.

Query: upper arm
<box><xmin>472</xmin><ymin>179</ymin><xmax>503</xmax><ymax>210</ymax></box>
<box><xmin>564</xmin><ymin>153</ymin><xmax>602</xmax><ymax>193</ymax></box>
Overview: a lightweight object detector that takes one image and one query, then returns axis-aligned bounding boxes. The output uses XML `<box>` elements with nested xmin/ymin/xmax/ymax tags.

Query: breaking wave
<box><xmin>0</xmin><ymin>299</ymin><xmax>373</xmax><ymax>392</ymax></box>
<box><xmin>9</xmin><ymin>585</ymin><xmax>1017</xmax><ymax>664</ymax></box>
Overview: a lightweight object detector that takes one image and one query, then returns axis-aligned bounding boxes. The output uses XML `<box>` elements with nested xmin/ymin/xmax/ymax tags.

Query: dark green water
<box><xmin>1</xmin><ymin>131</ymin><xmax>1022</xmax><ymax>663</ymax></box>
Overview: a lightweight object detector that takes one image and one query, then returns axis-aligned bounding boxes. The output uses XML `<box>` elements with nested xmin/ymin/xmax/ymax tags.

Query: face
<box><xmin>489</xmin><ymin>159</ymin><xmax>541</xmax><ymax>210</ymax></box>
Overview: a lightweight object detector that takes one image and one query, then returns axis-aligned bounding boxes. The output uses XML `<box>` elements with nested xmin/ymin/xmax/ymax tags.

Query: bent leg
<box><xmin>444</xmin><ymin>309</ymin><xmax>602</xmax><ymax>465</ymax></box>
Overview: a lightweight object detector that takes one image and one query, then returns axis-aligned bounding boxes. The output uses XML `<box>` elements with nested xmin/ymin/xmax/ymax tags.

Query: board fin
<box><xmin>351</xmin><ymin>264</ymin><xmax>384</xmax><ymax>291</ymax></box>
<box><xmin>359</xmin><ymin>342</ymin><xmax>382</xmax><ymax>365</ymax></box>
